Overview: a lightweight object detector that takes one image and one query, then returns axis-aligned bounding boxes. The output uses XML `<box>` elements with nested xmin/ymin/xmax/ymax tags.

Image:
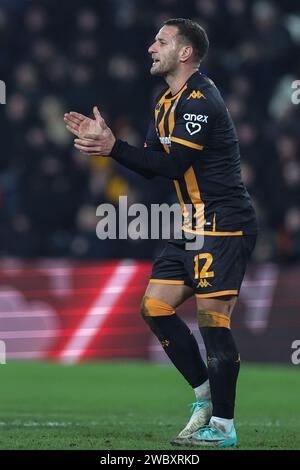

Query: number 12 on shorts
<box><xmin>194</xmin><ymin>253</ymin><xmax>215</xmax><ymax>279</ymax></box>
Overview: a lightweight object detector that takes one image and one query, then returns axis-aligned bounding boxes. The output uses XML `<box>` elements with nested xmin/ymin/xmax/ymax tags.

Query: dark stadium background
<box><xmin>0</xmin><ymin>0</ymin><xmax>299</xmax><ymax>451</ymax></box>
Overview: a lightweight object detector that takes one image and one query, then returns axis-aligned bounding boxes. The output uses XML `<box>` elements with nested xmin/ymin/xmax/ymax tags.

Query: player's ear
<box><xmin>179</xmin><ymin>45</ymin><xmax>193</xmax><ymax>63</ymax></box>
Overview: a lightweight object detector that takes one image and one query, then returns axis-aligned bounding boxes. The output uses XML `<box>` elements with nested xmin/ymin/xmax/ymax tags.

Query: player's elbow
<box><xmin>143</xmin><ymin>173</ymin><xmax>155</xmax><ymax>180</ymax></box>
<box><xmin>160</xmin><ymin>159</ymin><xmax>183</xmax><ymax>179</ymax></box>
<box><xmin>166</xmin><ymin>166</ymin><xmax>186</xmax><ymax>180</ymax></box>
<box><xmin>163</xmin><ymin>154</ymin><xmax>189</xmax><ymax>179</ymax></box>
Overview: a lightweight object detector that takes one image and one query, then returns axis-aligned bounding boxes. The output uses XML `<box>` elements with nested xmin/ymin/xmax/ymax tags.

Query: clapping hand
<box><xmin>64</xmin><ymin>106</ymin><xmax>116</xmax><ymax>156</ymax></box>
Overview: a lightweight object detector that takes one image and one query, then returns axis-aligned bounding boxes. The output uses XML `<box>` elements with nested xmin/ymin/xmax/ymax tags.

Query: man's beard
<box><xmin>150</xmin><ymin>58</ymin><xmax>177</xmax><ymax>76</ymax></box>
<box><xmin>150</xmin><ymin>66</ymin><xmax>165</xmax><ymax>76</ymax></box>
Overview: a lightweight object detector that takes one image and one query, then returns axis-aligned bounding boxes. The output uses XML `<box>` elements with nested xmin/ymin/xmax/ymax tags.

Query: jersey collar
<box><xmin>164</xmin><ymin>70</ymin><xmax>202</xmax><ymax>101</ymax></box>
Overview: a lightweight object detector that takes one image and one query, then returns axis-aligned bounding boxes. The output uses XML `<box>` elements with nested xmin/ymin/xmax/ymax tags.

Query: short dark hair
<box><xmin>163</xmin><ymin>18</ymin><xmax>209</xmax><ymax>64</ymax></box>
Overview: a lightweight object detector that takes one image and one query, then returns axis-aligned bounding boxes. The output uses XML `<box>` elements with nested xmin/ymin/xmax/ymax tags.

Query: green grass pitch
<box><xmin>0</xmin><ymin>362</ymin><xmax>299</xmax><ymax>450</ymax></box>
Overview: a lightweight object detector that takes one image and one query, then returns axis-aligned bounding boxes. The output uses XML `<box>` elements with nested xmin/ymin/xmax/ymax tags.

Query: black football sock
<box><xmin>143</xmin><ymin>314</ymin><xmax>208</xmax><ymax>388</ymax></box>
<box><xmin>200</xmin><ymin>327</ymin><xmax>240</xmax><ymax>419</ymax></box>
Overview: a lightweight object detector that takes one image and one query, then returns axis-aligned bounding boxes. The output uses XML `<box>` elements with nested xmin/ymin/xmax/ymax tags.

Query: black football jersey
<box><xmin>111</xmin><ymin>71</ymin><xmax>258</xmax><ymax>235</ymax></box>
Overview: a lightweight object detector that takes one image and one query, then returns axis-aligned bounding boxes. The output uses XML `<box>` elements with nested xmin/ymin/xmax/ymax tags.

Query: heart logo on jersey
<box><xmin>186</xmin><ymin>122</ymin><xmax>201</xmax><ymax>135</ymax></box>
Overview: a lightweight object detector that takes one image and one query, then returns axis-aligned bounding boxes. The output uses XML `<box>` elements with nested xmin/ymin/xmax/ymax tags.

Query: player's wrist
<box><xmin>109</xmin><ymin>139</ymin><xmax>126</xmax><ymax>158</ymax></box>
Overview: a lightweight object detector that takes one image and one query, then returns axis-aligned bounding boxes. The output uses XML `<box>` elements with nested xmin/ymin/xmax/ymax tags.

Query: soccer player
<box><xmin>64</xmin><ymin>18</ymin><xmax>257</xmax><ymax>447</ymax></box>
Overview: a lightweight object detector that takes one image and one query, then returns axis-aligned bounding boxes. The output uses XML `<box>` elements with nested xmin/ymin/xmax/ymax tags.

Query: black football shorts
<box><xmin>150</xmin><ymin>234</ymin><xmax>257</xmax><ymax>298</ymax></box>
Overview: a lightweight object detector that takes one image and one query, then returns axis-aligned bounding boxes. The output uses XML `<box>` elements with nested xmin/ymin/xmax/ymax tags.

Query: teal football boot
<box><xmin>170</xmin><ymin>400</ymin><xmax>212</xmax><ymax>445</ymax></box>
<box><xmin>188</xmin><ymin>423</ymin><xmax>237</xmax><ymax>447</ymax></box>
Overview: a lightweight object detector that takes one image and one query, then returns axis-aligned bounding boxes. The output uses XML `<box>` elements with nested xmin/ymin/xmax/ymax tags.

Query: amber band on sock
<box><xmin>197</xmin><ymin>310</ymin><xmax>230</xmax><ymax>329</ymax></box>
<box><xmin>141</xmin><ymin>296</ymin><xmax>175</xmax><ymax>317</ymax></box>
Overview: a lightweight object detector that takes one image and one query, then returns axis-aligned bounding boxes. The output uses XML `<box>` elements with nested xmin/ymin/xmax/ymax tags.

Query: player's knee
<box><xmin>140</xmin><ymin>296</ymin><xmax>175</xmax><ymax>319</ymax></box>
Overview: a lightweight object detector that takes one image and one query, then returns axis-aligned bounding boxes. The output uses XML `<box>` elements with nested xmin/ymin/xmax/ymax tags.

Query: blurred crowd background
<box><xmin>0</xmin><ymin>0</ymin><xmax>300</xmax><ymax>262</ymax></box>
